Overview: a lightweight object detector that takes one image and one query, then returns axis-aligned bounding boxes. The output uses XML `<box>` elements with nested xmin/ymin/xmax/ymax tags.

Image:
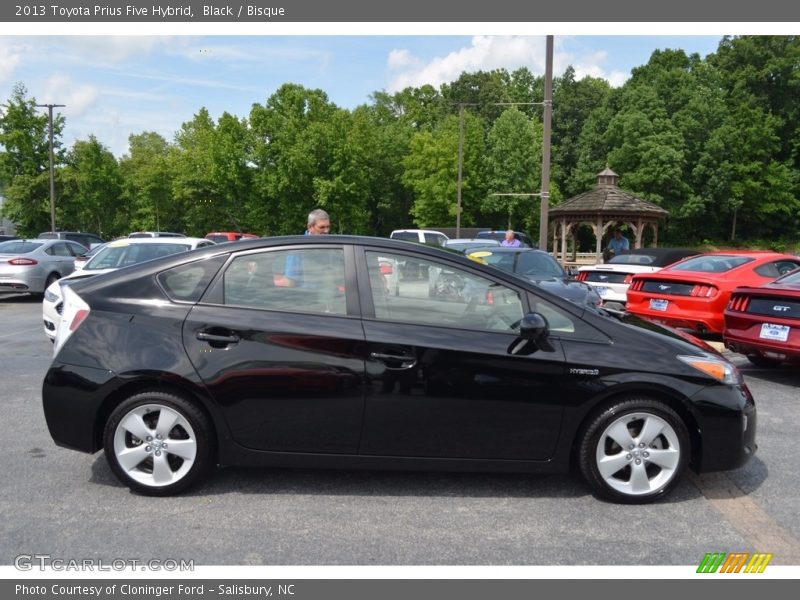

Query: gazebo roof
<box><xmin>550</xmin><ymin>169</ymin><xmax>668</xmax><ymax>218</ymax></box>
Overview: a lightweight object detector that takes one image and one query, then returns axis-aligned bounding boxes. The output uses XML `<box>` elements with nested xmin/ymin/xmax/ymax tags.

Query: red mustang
<box><xmin>626</xmin><ymin>252</ymin><xmax>800</xmax><ymax>336</ymax></box>
<box><xmin>724</xmin><ymin>267</ymin><xmax>800</xmax><ymax>366</ymax></box>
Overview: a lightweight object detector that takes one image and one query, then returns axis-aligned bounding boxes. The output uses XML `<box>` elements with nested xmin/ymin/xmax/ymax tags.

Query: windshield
<box><xmin>669</xmin><ymin>255</ymin><xmax>753</xmax><ymax>273</ymax></box>
<box><xmin>85</xmin><ymin>242</ymin><xmax>190</xmax><ymax>270</ymax></box>
<box><xmin>609</xmin><ymin>253</ymin><xmax>658</xmax><ymax>265</ymax></box>
<box><xmin>515</xmin><ymin>253</ymin><xmax>565</xmax><ymax>277</ymax></box>
<box><xmin>0</xmin><ymin>241</ymin><xmax>43</xmax><ymax>254</ymax></box>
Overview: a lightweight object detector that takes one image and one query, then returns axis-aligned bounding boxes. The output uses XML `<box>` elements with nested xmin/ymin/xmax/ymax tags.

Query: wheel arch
<box><xmin>569</xmin><ymin>386</ymin><xmax>702</xmax><ymax>471</ymax></box>
<box><xmin>93</xmin><ymin>377</ymin><xmax>224</xmax><ymax>461</ymax></box>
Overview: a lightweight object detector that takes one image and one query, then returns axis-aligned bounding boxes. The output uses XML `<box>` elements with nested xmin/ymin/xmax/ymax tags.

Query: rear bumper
<box><xmin>42</xmin><ymin>362</ymin><xmax>119</xmax><ymax>453</ymax></box>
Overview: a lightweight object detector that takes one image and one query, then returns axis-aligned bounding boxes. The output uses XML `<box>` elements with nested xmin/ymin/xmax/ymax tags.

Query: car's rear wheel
<box><xmin>578</xmin><ymin>398</ymin><xmax>689</xmax><ymax>504</ymax></box>
<box><xmin>103</xmin><ymin>391</ymin><xmax>214</xmax><ymax>496</ymax></box>
<box><xmin>44</xmin><ymin>272</ymin><xmax>60</xmax><ymax>291</ymax></box>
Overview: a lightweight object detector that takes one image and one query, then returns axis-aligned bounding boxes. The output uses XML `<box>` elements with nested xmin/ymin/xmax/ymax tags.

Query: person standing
<box><xmin>284</xmin><ymin>208</ymin><xmax>331</xmax><ymax>286</ymax></box>
<box><xmin>500</xmin><ymin>230</ymin><xmax>522</xmax><ymax>248</ymax></box>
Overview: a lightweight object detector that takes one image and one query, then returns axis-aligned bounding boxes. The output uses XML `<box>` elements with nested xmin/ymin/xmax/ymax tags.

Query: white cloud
<box><xmin>386</xmin><ymin>35</ymin><xmax>633</xmax><ymax>92</ymax></box>
<box><xmin>41</xmin><ymin>74</ymin><xmax>99</xmax><ymax>118</ymax></box>
<box><xmin>54</xmin><ymin>36</ymin><xmax>183</xmax><ymax>66</ymax></box>
<box><xmin>0</xmin><ymin>40</ymin><xmax>23</xmax><ymax>86</ymax></box>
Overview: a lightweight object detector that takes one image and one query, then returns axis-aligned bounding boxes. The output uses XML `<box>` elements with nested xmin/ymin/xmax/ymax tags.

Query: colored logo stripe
<box><xmin>697</xmin><ymin>553</ymin><xmax>772</xmax><ymax>573</ymax></box>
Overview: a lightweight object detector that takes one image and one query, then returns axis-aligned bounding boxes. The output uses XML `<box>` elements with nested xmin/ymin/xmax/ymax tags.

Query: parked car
<box><xmin>204</xmin><ymin>231</ymin><xmax>260</xmax><ymax>244</ymax></box>
<box><xmin>0</xmin><ymin>238</ymin><xmax>86</xmax><ymax>294</ymax></box>
<box><xmin>128</xmin><ymin>231</ymin><xmax>186</xmax><ymax>238</ymax></box>
<box><xmin>626</xmin><ymin>251</ymin><xmax>800</xmax><ymax>337</ymax></box>
<box><xmin>389</xmin><ymin>229</ymin><xmax>449</xmax><ymax>247</ymax></box>
<box><xmin>38</xmin><ymin>231</ymin><xmax>105</xmax><ymax>250</ymax></box>
<box><xmin>0</xmin><ymin>235</ymin><xmax>20</xmax><ymax>243</ymax></box>
<box><xmin>42</xmin><ymin>237</ymin><xmax>215</xmax><ymax>341</ymax></box>
<box><xmin>465</xmin><ymin>247</ymin><xmax>602</xmax><ymax>309</ymax></box>
<box><xmin>475</xmin><ymin>229</ymin><xmax>535</xmax><ymax>248</ymax></box>
<box><xmin>44</xmin><ymin>235</ymin><xmax>755</xmax><ymax>503</ymax></box>
<box><xmin>577</xmin><ymin>248</ymin><xmax>701</xmax><ymax>308</ymax></box>
<box><xmin>72</xmin><ymin>242</ymin><xmax>108</xmax><ymax>271</ymax></box>
<box><xmin>724</xmin><ymin>266</ymin><xmax>800</xmax><ymax>366</ymax></box>
<box><xmin>443</xmin><ymin>238</ymin><xmax>501</xmax><ymax>253</ymax></box>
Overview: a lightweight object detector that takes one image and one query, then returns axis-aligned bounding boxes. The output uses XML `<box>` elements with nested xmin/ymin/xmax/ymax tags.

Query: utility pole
<box><xmin>35</xmin><ymin>103</ymin><xmax>65</xmax><ymax>232</ymax></box>
<box><xmin>539</xmin><ymin>35</ymin><xmax>553</xmax><ymax>250</ymax></box>
<box><xmin>454</xmin><ymin>102</ymin><xmax>478</xmax><ymax>238</ymax></box>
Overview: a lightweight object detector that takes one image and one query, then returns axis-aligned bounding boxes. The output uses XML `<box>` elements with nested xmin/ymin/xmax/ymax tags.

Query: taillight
<box><xmin>576</xmin><ymin>271</ymin><xmax>587</xmax><ymax>281</ymax></box>
<box><xmin>690</xmin><ymin>284</ymin><xmax>718</xmax><ymax>298</ymax></box>
<box><xmin>630</xmin><ymin>279</ymin><xmax>644</xmax><ymax>291</ymax></box>
<box><xmin>623</xmin><ymin>274</ymin><xmax>634</xmax><ymax>284</ymax></box>
<box><xmin>53</xmin><ymin>286</ymin><xmax>90</xmax><ymax>356</ymax></box>
<box><xmin>485</xmin><ymin>290</ymin><xmax>494</xmax><ymax>305</ymax></box>
<box><xmin>379</xmin><ymin>264</ymin><xmax>393</xmax><ymax>275</ymax></box>
<box><xmin>728</xmin><ymin>294</ymin><xmax>750</xmax><ymax>312</ymax></box>
<box><xmin>8</xmin><ymin>257</ymin><xmax>37</xmax><ymax>266</ymax></box>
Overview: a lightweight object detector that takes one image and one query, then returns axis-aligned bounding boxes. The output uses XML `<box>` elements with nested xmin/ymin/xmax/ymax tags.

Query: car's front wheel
<box><xmin>103</xmin><ymin>391</ymin><xmax>214</xmax><ymax>496</ymax></box>
<box><xmin>578</xmin><ymin>398</ymin><xmax>689</xmax><ymax>504</ymax></box>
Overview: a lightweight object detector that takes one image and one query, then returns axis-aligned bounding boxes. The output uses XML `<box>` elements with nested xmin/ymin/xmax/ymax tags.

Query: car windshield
<box><xmin>515</xmin><ymin>253</ymin><xmax>566</xmax><ymax>277</ymax></box>
<box><xmin>609</xmin><ymin>253</ymin><xmax>658</xmax><ymax>265</ymax></box>
<box><xmin>85</xmin><ymin>242</ymin><xmax>190</xmax><ymax>270</ymax></box>
<box><xmin>0</xmin><ymin>240</ymin><xmax>43</xmax><ymax>253</ymax></box>
<box><xmin>668</xmin><ymin>255</ymin><xmax>753</xmax><ymax>273</ymax></box>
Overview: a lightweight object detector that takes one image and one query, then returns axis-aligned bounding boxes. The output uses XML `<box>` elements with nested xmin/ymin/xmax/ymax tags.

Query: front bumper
<box><xmin>692</xmin><ymin>383</ymin><xmax>757</xmax><ymax>472</ymax></box>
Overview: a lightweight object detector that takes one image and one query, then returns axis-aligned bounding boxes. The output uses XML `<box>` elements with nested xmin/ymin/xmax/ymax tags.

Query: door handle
<box><xmin>197</xmin><ymin>331</ymin><xmax>240</xmax><ymax>345</ymax></box>
<box><xmin>369</xmin><ymin>352</ymin><xmax>417</xmax><ymax>370</ymax></box>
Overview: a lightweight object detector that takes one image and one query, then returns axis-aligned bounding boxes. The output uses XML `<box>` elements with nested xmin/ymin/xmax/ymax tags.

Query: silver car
<box><xmin>0</xmin><ymin>239</ymin><xmax>85</xmax><ymax>294</ymax></box>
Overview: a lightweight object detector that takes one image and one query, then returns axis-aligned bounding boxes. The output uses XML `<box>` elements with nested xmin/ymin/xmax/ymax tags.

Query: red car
<box><xmin>626</xmin><ymin>252</ymin><xmax>800</xmax><ymax>336</ymax></box>
<box><xmin>204</xmin><ymin>231</ymin><xmax>260</xmax><ymax>244</ymax></box>
<box><xmin>724</xmin><ymin>267</ymin><xmax>800</xmax><ymax>366</ymax></box>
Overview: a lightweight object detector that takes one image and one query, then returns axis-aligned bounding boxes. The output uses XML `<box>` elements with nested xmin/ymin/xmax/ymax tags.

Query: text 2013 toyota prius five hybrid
<box><xmin>42</xmin><ymin>236</ymin><xmax>756</xmax><ymax>503</ymax></box>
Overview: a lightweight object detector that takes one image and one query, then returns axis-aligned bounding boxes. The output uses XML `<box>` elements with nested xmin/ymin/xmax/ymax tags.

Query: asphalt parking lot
<box><xmin>1</xmin><ymin>292</ymin><xmax>799</xmax><ymax>566</ymax></box>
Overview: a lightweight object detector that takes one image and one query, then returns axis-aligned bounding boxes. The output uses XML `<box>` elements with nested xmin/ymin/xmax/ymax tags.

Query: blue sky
<box><xmin>0</xmin><ymin>34</ymin><xmax>724</xmax><ymax>157</ymax></box>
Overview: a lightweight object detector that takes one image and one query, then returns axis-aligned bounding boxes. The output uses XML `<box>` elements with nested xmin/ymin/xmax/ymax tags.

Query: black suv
<box><xmin>38</xmin><ymin>231</ymin><xmax>105</xmax><ymax>250</ymax></box>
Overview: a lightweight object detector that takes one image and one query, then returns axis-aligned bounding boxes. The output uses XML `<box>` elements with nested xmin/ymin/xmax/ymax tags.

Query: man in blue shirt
<box><xmin>283</xmin><ymin>209</ymin><xmax>331</xmax><ymax>286</ymax></box>
<box><xmin>605</xmin><ymin>228</ymin><xmax>630</xmax><ymax>262</ymax></box>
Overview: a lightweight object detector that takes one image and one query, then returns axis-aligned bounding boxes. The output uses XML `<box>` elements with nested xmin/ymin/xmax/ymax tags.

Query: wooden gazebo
<box><xmin>549</xmin><ymin>168</ymin><xmax>669</xmax><ymax>263</ymax></box>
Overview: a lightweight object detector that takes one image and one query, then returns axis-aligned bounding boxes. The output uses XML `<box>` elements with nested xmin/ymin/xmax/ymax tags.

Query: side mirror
<box><xmin>509</xmin><ymin>312</ymin><xmax>553</xmax><ymax>354</ymax></box>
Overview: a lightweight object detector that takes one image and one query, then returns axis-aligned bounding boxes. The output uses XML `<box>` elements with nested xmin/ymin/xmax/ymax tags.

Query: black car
<box><xmin>38</xmin><ymin>230</ymin><xmax>105</xmax><ymax>250</ymax></box>
<box><xmin>43</xmin><ymin>235</ymin><xmax>756</xmax><ymax>503</ymax></box>
<box><xmin>466</xmin><ymin>247</ymin><xmax>603</xmax><ymax>309</ymax></box>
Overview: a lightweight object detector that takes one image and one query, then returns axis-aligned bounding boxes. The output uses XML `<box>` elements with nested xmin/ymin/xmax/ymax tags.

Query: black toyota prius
<box><xmin>42</xmin><ymin>235</ymin><xmax>756</xmax><ymax>503</ymax></box>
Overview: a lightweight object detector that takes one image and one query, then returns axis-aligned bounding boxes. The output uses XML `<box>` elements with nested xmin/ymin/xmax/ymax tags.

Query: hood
<box><xmin>529</xmin><ymin>276</ymin><xmax>600</xmax><ymax>307</ymax></box>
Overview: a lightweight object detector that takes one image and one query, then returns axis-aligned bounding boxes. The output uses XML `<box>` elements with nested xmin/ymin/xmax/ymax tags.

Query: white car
<box><xmin>576</xmin><ymin>248</ymin><xmax>700</xmax><ymax>308</ymax></box>
<box><xmin>43</xmin><ymin>237</ymin><xmax>215</xmax><ymax>341</ymax></box>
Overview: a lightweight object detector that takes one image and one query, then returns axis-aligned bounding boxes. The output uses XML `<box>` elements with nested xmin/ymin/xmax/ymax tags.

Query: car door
<box><xmin>357</xmin><ymin>248</ymin><xmax>566</xmax><ymax>461</ymax></box>
<box><xmin>183</xmin><ymin>245</ymin><xmax>366</xmax><ymax>454</ymax></box>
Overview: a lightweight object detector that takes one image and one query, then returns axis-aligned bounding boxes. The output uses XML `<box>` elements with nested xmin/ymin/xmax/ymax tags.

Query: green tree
<box><xmin>119</xmin><ymin>132</ymin><xmax>175</xmax><ymax>235</ymax></box>
<box><xmin>60</xmin><ymin>136</ymin><xmax>122</xmax><ymax>236</ymax></box>
<box><xmin>0</xmin><ymin>83</ymin><xmax>65</xmax><ymax>234</ymax></box>
<box><xmin>403</xmin><ymin>111</ymin><xmax>486</xmax><ymax>227</ymax></box>
<box><xmin>484</xmin><ymin>107</ymin><xmax>542</xmax><ymax>231</ymax></box>
<box><xmin>250</xmin><ymin>84</ymin><xmax>340</xmax><ymax>235</ymax></box>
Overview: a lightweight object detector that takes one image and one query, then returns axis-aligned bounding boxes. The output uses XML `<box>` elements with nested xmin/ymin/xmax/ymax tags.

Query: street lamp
<box><xmin>35</xmin><ymin>103</ymin><xmax>65</xmax><ymax>232</ymax></box>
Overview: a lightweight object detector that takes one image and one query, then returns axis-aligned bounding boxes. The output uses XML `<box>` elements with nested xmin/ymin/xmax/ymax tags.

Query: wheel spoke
<box><xmin>629</xmin><ymin>462</ymin><xmax>652</xmax><ymax>493</ymax></box>
<box><xmin>605</xmin><ymin>420</ymin><xmax>635</xmax><ymax>450</ymax></box>
<box><xmin>116</xmin><ymin>445</ymin><xmax>150</xmax><ymax>472</ymax></box>
<box><xmin>597</xmin><ymin>452</ymin><xmax>630</xmax><ymax>479</ymax></box>
<box><xmin>155</xmin><ymin>409</ymin><xmax>180</xmax><ymax>439</ymax></box>
<box><xmin>638</xmin><ymin>416</ymin><xmax>665</xmax><ymax>447</ymax></box>
<box><xmin>119</xmin><ymin>412</ymin><xmax>152</xmax><ymax>442</ymax></box>
<box><xmin>165</xmin><ymin>438</ymin><xmax>196</xmax><ymax>461</ymax></box>
<box><xmin>647</xmin><ymin>447</ymin><xmax>680</xmax><ymax>471</ymax></box>
<box><xmin>151</xmin><ymin>453</ymin><xmax>174</xmax><ymax>485</ymax></box>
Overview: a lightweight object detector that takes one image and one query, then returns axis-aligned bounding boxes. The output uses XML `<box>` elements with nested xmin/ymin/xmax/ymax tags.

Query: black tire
<box><xmin>103</xmin><ymin>391</ymin><xmax>214</xmax><ymax>496</ymax></box>
<box><xmin>746</xmin><ymin>354</ymin><xmax>782</xmax><ymax>368</ymax></box>
<box><xmin>578</xmin><ymin>397</ymin><xmax>689</xmax><ymax>504</ymax></box>
<box><xmin>44</xmin><ymin>272</ymin><xmax>60</xmax><ymax>290</ymax></box>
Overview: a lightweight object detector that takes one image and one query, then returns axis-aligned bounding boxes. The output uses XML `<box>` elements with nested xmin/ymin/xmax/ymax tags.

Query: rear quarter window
<box><xmin>157</xmin><ymin>256</ymin><xmax>227</xmax><ymax>302</ymax></box>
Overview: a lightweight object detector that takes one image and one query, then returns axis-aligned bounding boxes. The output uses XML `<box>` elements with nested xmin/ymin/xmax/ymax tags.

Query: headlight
<box><xmin>677</xmin><ymin>355</ymin><xmax>743</xmax><ymax>385</ymax></box>
<box><xmin>43</xmin><ymin>288</ymin><xmax>60</xmax><ymax>303</ymax></box>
